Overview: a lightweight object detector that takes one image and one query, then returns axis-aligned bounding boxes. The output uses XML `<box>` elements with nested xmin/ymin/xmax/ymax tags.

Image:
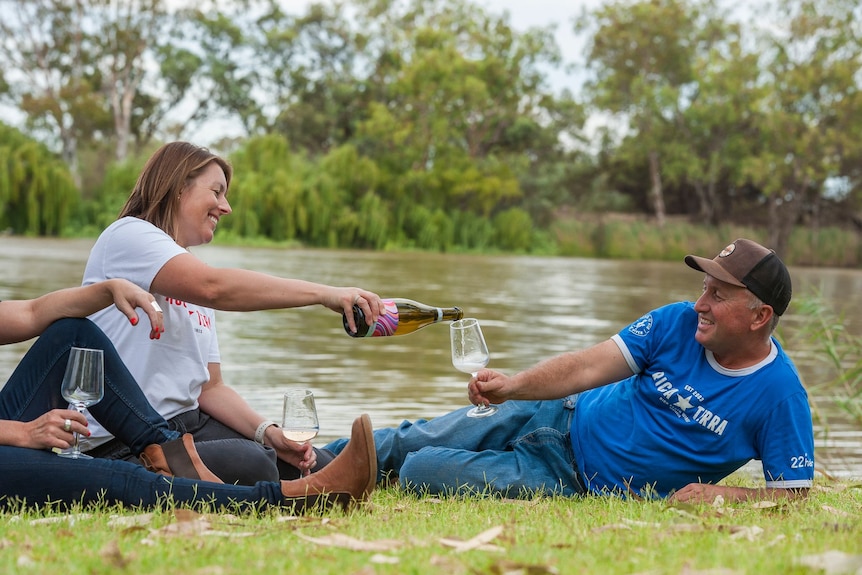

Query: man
<box><xmin>325</xmin><ymin>238</ymin><xmax>814</xmax><ymax>502</ymax></box>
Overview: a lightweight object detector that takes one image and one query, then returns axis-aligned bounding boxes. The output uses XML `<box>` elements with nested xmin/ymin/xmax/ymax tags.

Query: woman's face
<box><xmin>174</xmin><ymin>162</ymin><xmax>231</xmax><ymax>248</ymax></box>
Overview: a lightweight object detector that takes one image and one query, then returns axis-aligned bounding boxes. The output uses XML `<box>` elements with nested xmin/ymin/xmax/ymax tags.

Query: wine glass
<box><xmin>281</xmin><ymin>389</ymin><xmax>320</xmax><ymax>445</ymax></box>
<box><xmin>58</xmin><ymin>347</ymin><xmax>105</xmax><ymax>459</ymax></box>
<box><xmin>450</xmin><ymin>318</ymin><xmax>496</xmax><ymax>418</ymax></box>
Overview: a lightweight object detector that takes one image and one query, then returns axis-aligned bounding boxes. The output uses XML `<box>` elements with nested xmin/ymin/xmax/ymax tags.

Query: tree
<box><xmin>743</xmin><ymin>0</ymin><xmax>862</xmax><ymax>254</ymax></box>
<box><xmin>579</xmin><ymin>0</ymin><xmax>730</xmax><ymax>226</ymax></box>
<box><xmin>354</xmin><ymin>0</ymin><xmax>574</xmax><ymax>221</ymax></box>
<box><xmin>0</xmin><ymin>0</ymin><xmax>107</xmax><ymax>185</ymax></box>
<box><xmin>0</xmin><ymin>122</ymin><xmax>78</xmax><ymax>235</ymax></box>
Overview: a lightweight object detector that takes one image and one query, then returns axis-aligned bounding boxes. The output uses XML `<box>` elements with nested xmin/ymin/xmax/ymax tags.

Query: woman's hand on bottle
<box><xmin>22</xmin><ymin>409</ymin><xmax>88</xmax><ymax>450</ymax></box>
<box><xmin>323</xmin><ymin>287</ymin><xmax>384</xmax><ymax>333</ymax></box>
<box><xmin>106</xmin><ymin>279</ymin><xmax>165</xmax><ymax>339</ymax></box>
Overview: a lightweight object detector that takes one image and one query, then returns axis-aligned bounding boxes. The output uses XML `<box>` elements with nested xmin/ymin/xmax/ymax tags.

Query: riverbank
<box><xmin>549</xmin><ymin>216</ymin><xmax>862</xmax><ymax>268</ymax></box>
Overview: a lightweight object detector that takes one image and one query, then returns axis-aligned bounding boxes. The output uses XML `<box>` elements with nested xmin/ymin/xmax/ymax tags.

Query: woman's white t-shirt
<box><xmin>81</xmin><ymin>217</ymin><xmax>220</xmax><ymax>448</ymax></box>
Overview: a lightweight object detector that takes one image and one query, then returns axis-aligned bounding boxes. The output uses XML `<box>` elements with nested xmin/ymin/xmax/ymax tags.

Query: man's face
<box><xmin>692</xmin><ymin>274</ymin><xmax>760</xmax><ymax>355</ymax></box>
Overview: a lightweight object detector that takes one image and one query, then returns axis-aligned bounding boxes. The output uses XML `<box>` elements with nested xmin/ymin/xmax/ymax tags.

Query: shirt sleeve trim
<box><xmin>611</xmin><ymin>333</ymin><xmax>641</xmax><ymax>374</ymax></box>
<box><xmin>765</xmin><ymin>479</ymin><xmax>813</xmax><ymax>489</ymax></box>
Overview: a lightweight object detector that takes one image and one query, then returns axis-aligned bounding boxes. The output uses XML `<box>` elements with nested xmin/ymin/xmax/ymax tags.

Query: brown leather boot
<box><xmin>140</xmin><ymin>434</ymin><xmax>223</xmax><ymax>483</ymax></box>
<box><xmin>280</xmin><ymin>414</ymin><xmax>376</xmax><ymax>509</ymax></box>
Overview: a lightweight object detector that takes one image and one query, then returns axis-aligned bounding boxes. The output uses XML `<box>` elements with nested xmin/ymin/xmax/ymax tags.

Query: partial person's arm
<box><xmin>469</xmin><ymin>339</ymin><xmax>634</xmax><ymax>405</ymax></box>
<box><xmin>198</xmin><ymin>363</ymin><xmax>316</xmax><ymax>473</ymax></box>
<box><xmin>0</xmin><ymin>278</ymin><xmax>164</xmax><ymax>344</ymax></box>
<box><xmin>669</xmin><ymin>483</ymin><xmax>809</xmax><ymax>503</ymax></box>
<box><xmin>152</xmin><ymin>253</ymin><xmax>382</xmax><ymax>333</ymax></box>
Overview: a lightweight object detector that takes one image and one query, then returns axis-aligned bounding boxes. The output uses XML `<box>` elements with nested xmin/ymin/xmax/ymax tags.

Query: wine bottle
<box><xmin>343</xmin><ymin>298</ymin><xmax>463</xmax><ymax>337</ymax></box>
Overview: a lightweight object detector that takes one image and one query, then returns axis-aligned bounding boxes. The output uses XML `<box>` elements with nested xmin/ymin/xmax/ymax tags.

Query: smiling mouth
<box><xmin>208</xmin><ymin>216</ymin><xmax>219</xmax><ymax>227</ymax></box>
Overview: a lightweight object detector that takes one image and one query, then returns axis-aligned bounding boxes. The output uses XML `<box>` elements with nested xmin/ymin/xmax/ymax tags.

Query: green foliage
<box><xmin>790</xmin><ymin>294</ymin><xmax>862</xmax><ymax>427</ymax></box>
<box><xmin>0</xmin><ymin>123</ymin><xmax>78</xmax><ymax>236</ymax></box>
<box><xmin>492</xmin><ymin>207</ymin><xmax>534</xmax><ymax>252</ymax></box>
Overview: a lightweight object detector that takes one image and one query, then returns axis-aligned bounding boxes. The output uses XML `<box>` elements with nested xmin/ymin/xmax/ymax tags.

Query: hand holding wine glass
<box><xmin>58</xmin><ymin>347</ymin><xmax>105</xmax><ymax>459</ymax></box>
<box><xmin>282</xmin><ymin>389</ymin><xmax>320</xmax><ymax>445</ymax></box>
<box><xmin>450</xmin><ymin>318</ymin><xmax>496</xmax><ymax>418</ymax></box>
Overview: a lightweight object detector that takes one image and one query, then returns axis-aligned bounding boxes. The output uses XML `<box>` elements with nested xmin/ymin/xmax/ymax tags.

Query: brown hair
<box><xmin>119</xmin><ymin>142</ymin><xmax>233</xmax><ymax>239</ymax></box>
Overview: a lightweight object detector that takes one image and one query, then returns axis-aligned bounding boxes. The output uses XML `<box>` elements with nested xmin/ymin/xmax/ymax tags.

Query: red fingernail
<box><xmin>130</xmin><ymin>317</ymin><xmax>138</xmax><ymax>325</ymax></box>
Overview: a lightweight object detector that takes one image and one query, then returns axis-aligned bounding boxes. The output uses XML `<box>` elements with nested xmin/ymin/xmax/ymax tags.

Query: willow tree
<box><xmin>0</xmin><ymin>123</ymin><xmax>78</xmax><ymax>235</ymax></box>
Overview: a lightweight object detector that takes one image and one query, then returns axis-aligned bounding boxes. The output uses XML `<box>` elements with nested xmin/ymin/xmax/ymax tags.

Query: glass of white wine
<box><xmin>58</xmin><ymin>347</ymin><xmax>105</xmax><ymax>459</ymax></box>
<box><xmin>282</xmin><ymin>389</ymin><xmax>320</xmax><ymax>445</ymax></box>
<box><xmin>450</xmin><ymin>318</ymin><xmax>496</xmax><ymax>418</ymax></box>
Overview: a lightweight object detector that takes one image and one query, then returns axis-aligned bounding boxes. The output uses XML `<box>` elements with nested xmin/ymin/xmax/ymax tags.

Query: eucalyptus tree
<box><xmin>743</xmin><ymin>0</ymin><xmax>862</xmax><ymax>254</ymax></box>
<box><xmin>352</xmin><ymin>0</ymin><xmax>579</xmax><ymax>226</ymax></box>
<box><xmin>0</xmin><ymin>0</ymin><xmax>174</xmax><ymax>168</ymax></box>
<box><xmin>578</xmin><ymin>0</ymin><xmax>731</xmax><ymax>227</ymax></box>
<box><xmin>0</xmin><ymin>0</ymin><xmax>108</xmax><ymax>184</ymax></box>
<box><xmin>252</xmin><ymin>0</ymin><xmax>363</xmax><ymax>154</ymax></box>
<box><xmin>669</xmin><ymin>33</ymin><xmax>763</xmax><ymax>226</ymax></box>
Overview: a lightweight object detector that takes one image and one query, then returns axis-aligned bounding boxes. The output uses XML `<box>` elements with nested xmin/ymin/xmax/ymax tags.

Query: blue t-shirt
<box><xmin>571</xmin><ymin>301</ymin><xmax>814</xmax><ymax>497</ymax></box>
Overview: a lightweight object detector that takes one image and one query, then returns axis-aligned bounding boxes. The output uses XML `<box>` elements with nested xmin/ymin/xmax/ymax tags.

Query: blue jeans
<box><xmin>325</xmin><ymin>396</ymin><xmax>585</xmax><ymax>497</ymax></box>
<box><xmin>0</xmin><ymin>318</ymin><xmax>285</xmax><ymax>510</ymax></box>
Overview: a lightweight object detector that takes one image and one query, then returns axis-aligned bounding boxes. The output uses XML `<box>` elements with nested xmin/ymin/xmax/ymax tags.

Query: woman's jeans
<box><xmin>0</xmin><ymin>318</ymin><xmax>286</xmax><ymax>510</ymax></box>
<box><xmin>325</xmin><ymin>396</ymin><xmax>585</xmax><ymax>497</ymax></box>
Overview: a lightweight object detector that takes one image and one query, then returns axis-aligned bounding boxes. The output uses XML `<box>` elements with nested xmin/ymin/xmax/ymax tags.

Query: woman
<box><xmin>0</xmin><ymin>280</ymin><xmax>377</xmax><ymax>511</ymax></box>
<box><xmin>82</xmin><ymin>141</ymin><xmax>383</xmax><ymax>484</ymax></box>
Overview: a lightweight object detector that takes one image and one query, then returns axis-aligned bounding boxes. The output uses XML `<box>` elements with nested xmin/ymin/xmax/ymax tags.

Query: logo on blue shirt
<box><xmin>628</xmin><ymin>313</ymin><xmax>654</xmax><ymax>336</ymax></box>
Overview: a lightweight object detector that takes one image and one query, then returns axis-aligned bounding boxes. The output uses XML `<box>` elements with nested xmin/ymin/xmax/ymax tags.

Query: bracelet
<box><xmin>254</xmin><ymin>420</ymin><xmax>277</xmax><ymax>445</ymax></box>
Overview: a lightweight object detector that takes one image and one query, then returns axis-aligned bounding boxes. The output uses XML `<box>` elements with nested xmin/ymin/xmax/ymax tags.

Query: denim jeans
<box><xmin>0</xmin><ymin>318</ymin><xmax>286</xmax><ymax>510</ymax></box>
<box><xmin>325</xmin><ymin>396</ymin><xmax>585</xmax><ymax>497</ymax></box>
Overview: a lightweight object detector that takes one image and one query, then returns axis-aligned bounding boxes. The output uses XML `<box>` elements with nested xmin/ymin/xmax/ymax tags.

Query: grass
<box><xmin>2</xmin><ymin>475</ymin><xmax>860</xmax><ymax>574</ymax></box>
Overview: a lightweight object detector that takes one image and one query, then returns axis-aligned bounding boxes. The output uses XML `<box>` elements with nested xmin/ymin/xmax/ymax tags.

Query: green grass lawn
<box><xmin>1</xmin><ymin>476</ymin><xmax>860</xmax><ymax>575</ymax></box>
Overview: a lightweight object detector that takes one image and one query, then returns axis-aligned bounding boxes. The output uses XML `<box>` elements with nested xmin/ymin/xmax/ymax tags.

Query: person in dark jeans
<box><xmin>0</xmin><ymin>280</ymin><xmax>375</xmax><ymax>511</ymax></box>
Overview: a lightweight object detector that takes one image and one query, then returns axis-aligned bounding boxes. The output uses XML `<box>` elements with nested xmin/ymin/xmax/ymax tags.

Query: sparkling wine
<box><xmin>282</xmin><ymin>429</ymin><xmax>319</xmax><ymax>442</ymax></box>
<box><xmin>344</xmin><ymin>298</ymin><xmax>463</xmax><ymax>337</ymax></box>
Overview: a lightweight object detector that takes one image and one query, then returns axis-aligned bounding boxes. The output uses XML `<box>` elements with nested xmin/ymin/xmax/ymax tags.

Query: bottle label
<box><xmin>367</xmin><ymin>299</ymin><xmax>400</xmax><ymax>336</ymax></box>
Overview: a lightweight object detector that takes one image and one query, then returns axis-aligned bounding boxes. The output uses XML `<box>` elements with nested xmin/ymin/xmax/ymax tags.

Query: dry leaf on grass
<box><xmin>678</xmin><ymin>561</ymin><xmax>743</xmax><ymax>575</ymax></box>
<box><xmin>295</xmin><ymin>532</ymin><xmax>405</xmax><ymax>552</ymax></box>
<box><xmin>796</xmin><ymin>550</ymin><xmax>862</xmax><ymax>574</ymax></box>
<box><xmin>369</xmin><ymin>553</ymin><xmax>400</xmax><ymax>564</ymax></box>
<box><xmin>438</xmin><ymin>525</ymin><xmax>505</xmax><ymax>553</ymax></box>
<box><xmin>107</xmin><ymin>513</ymin><xmax>154</xmax><ymax>528</ymax></box>
<box><xmin>592</xmin><ymin>523</ymin><xmax>632</xmax><ymax>534</ymax></box>
<box><xmin>488</xmin><ymin>559</ymin><xmax>560</xmax><ymax>574</ymax></box>
<box><xmin>99</xmin><ymin>539</ymin><xmax>131</xmax><ymax>569</ymax></box>
<box><xmin>723</xmin><ymin>525</ymin><xmax>764</xmax><ymax>541</ymax></box>
<box><xmin>28</xmin><ymin>513</ymin><xmax>91</xmax><ymax>525</ymax></box>
<box><xmin>141</xmin><ymin>510</ymin><xmax>253</xmax><ymax>543</ymax></box>
<box><xmin>822</xmin><ymin>505</ymin><xmax>852</xmax><ymax>517</ymax></box>
<box><xmin>749</xmin><ymin>500</ymin><xmax>779</xmax><ymax>509</ymax></box>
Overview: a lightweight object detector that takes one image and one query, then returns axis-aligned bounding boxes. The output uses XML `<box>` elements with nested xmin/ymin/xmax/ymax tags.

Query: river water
<box><xmin>1</xmin><ymin>237</ymin><xmax>860</xmax><ymax>479</ymax></box>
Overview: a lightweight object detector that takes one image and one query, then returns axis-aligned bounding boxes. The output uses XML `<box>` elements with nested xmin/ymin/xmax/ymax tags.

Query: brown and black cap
<box><xmin>684</xmin><ymin>238</ymin><xmax>792</xmax><ymax>316</ymax></box>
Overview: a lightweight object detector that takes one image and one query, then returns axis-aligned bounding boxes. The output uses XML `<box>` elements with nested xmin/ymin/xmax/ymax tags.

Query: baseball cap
<box><xmin>684</xmin><ymin>238</ymin><xmax>792</xmax><ymax>315</ymax></box>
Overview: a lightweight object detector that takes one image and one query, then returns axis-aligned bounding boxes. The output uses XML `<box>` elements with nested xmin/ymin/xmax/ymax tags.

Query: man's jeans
<box><xmin>325</xmin><ymin>396</ymin><xmax>585</xmax><ymax>497</ymax></box>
